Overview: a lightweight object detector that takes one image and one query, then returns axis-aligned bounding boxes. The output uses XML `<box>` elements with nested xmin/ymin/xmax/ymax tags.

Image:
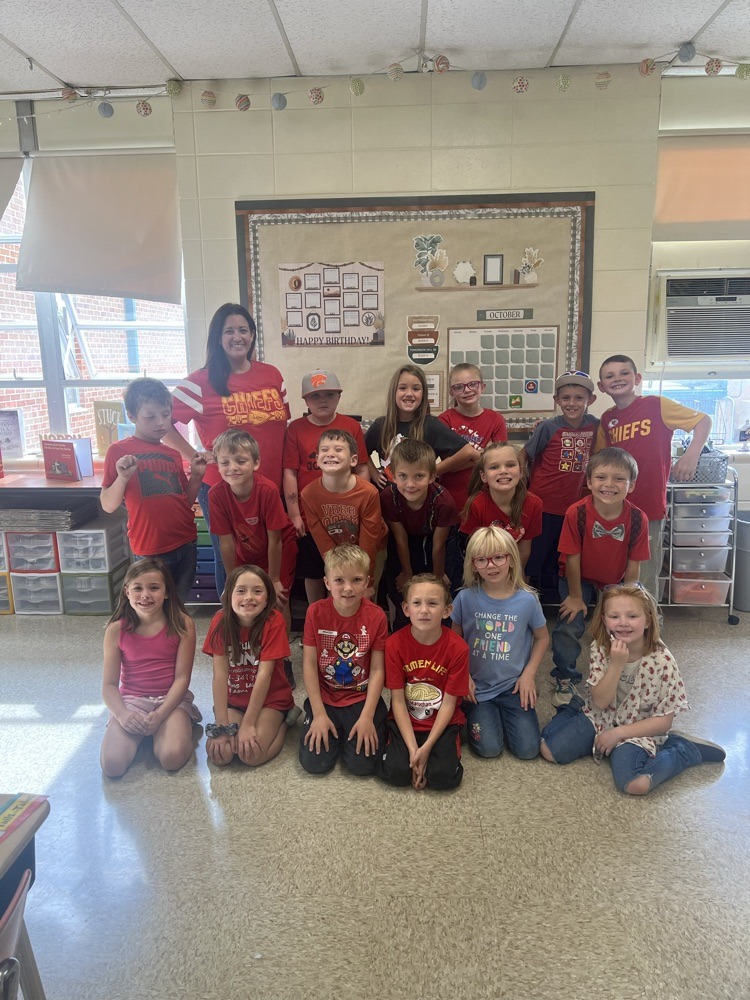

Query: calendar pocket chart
<box><xmin>448</xmin><ymin>326</ymin><xmax>559</xmax><ymax>412</ymax></box>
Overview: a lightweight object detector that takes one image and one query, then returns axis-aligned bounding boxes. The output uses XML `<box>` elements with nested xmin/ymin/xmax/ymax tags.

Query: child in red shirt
<box><xmin>283</xmin><ymin>369</ymin><xmax>369</xmax><ymax>605</ymax></box>
<box><xmin>101</xmin><ymin>377</ymin><xmax>206</xmax><ymax>602</ymax></box>
<box><xmin>299</xmin><ymin>545</ymin><xmax>388</xmax><ymax>776</ymax></box>
<box><xmin>460</xmin><ymin>442</ymin><xmax>543</xmax><ymax>573</ymax></box>
<box><xmin>377</xmin><ymin>574</ymin><xmax>469</xmax><ymax>790</ymax></box>
<box><xmin>438</xmin><ymin>362</ymin><xmax>508</xmax><ymax>511</ymax></box>
<box><xmin>551</xmin><ymin>447</ymin><xmax>650</xmax><ymax>706</ymax></box>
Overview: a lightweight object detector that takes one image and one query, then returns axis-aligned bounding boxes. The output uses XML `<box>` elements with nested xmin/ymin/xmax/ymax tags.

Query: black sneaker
<box><xmin>284</xmin><ymin>658</ymin><xmax>296</xmax><ymax>690</ymax></box>
<box><xmin>673</xmin><ymin>732</ymin><xmax>726</xmax><ymax>763</ymax></box>
<box><xmin>284</xmin><ymin>705</ymin><xmax>303</xmax><ymax>726</ymax></box>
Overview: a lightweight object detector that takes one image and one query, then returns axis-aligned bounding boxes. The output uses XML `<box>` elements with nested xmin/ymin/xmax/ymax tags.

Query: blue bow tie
<box><xmin>592</xmin><ymin>521</ymin><xmax>625</xmax><ymax>541</ymax></box>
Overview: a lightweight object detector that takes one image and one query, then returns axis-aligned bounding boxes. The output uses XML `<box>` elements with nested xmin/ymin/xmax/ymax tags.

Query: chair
<box><xmin>0</xmin><ymin>869</ymin><xmax>31</xmax><ymax>1000</ymax></box>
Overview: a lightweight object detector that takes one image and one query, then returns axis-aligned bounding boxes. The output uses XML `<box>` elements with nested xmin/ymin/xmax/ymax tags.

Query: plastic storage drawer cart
<box><xmin>187</xmin><ymin>515</ymin><xmax>219</xmax><ymax>604</ymax></box>
<box><xmin>0</xmin><ymin>573</ymin><xmax>13</xmax><ymax>614</ymax></box>
<box><xmin>7</xmin><ymin>532</ymin><xmax>60</xmax><ymax>573</ymax></box>
<box><xmin>57</xmin><ymin>517</ymin><xmax>129</xmax><ymax>574</ymax></box>
<box><xmin>10</xmin><ymin>572</ymin><xmax>63</xmax><ymax>615</ymax></box>
<box><xmin>62</xmin><ymin>562</ymin><xmax>128</xmax><ymax>615</ymax></box>
<box><xmin>0</xmin><ymin>533</ymin><xmax>8</xmax><ymax>573</ymax></box>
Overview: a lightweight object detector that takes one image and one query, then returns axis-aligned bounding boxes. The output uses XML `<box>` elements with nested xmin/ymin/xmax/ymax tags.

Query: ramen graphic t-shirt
<box><xmin>384</xmin><ymin>625</ymin><xmax>469</xmax><ymax>731</ymax></box>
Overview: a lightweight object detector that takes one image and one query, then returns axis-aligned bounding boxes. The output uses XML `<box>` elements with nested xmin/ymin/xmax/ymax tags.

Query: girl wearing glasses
<box><xmin>451</xmin><ymin>526</ymin><xmax>548</xmax><ymax>760</ymax></box>
<box><xmin>437</xmin><ymin>363</ymin><xmax>508</xmax><ymax>512</ymax></box>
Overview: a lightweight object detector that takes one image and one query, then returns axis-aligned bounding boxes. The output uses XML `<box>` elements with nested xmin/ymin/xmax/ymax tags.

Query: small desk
<box><xmin>0</xmin><ymin>795</ymin><xmax>49</xmax><ymax>1000</ymax></box>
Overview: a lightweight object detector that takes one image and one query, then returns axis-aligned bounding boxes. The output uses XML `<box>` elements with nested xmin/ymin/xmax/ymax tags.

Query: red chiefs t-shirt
<box><xmin>437</xmin><ymin>407</ymin><xmax>508</xmax><ymax>510</ymax></box>
<box><xmin>460</xmin><ymin>490</ymin><xmax>543</xmax><ymax>542</ymax></box>
<box><xmin>171</xmin><ymin>363</ymin><xmax>290</xmax><ymax>488</ymax></box>
<box><xmin>384</xmin><ymin>625</ymin><xmax>469</xmax><ymax>731</ymax></box>
<box><xmin>596</xmin><ymin>395</ymin><xmax>704</xmax><ymax>520</ymax></box>
<box><xmin>102</xmin><ymin>437</ymin><xmax>197</xmax><ymax>556</ymax></box>
<box><xmin>202</xmin><ymin>608</ymin><xmax>292</xmax><ymax>711</ymax></box>
<box><xmin>379</xmin><ymin>481</ymin><xmax>459</xmax><ymax>534</ymax></box>
<box><xmin>282</xmin><ymin>414</ymin><xmax>368</xmax><ymax>502</ymax></box>
<box><xmin>303</xmin><ymin>597</ymin><xmax>388</xmax><ymax>707</ymax></box>
<box><xmin>208</xmin><ymin>474</ymin><xmax>297</xmax><ymax>584</ymax></box>
<box><xmin>558</xmin><ymin>496</ymin><xmax>650</xmax><ymax>589</ymax></box>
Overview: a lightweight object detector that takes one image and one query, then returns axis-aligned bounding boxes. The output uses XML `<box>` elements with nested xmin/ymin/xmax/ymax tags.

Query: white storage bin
<box><xmin>57</xmin><ymin>517</ymin><xmax>129</xmax><ymax>574</ymax></box>
<box><xmin>671</xmin><ymin>547</ymin><xmax>729</xmax><ymax>574</ymax></box>
<box><xmin>0</xmin><ymin>573</ymin><xmax>12</xmax><ymax>614</ymax></box>
<box><xmin>0</xmin><ymin>533</ymin><xmax>7</xmax><ymax>573</ymax></box>
<box><xmin>672</xmin><ymin>516</ymin><xmax>731</xmax><ymax>532</ymax></box>
<box><xmin>10</xmin><ymin>572</ymin><xmax>63</xmax><ymax>615</ymax></box>
<box><xmin>678</xmin><ymin>486</ymin><xmax>731</xmax><ymax>504</ymax></box>
<box><xmin>672</xmin><ymin>530</ymin><xmax>731</xmax><ymax>548</ymax></box>
<box><xmin>62</xmin><ymin>562</ymin><xmax>127</xmax><ymax>615</ymax></box>
<box><xmin>671</xmin><ymin>572</ymin><xmax>731</xmax><ymax>606</ymax></box>
<box><xmin>7</xmin><ymin>532</ymin><xmax>59</xmax><ymax>572</ymax></box>
<box><xmin>672</xmin><ymin>501</ymin><xmax>732</xmax><ymax>519</ymax></box>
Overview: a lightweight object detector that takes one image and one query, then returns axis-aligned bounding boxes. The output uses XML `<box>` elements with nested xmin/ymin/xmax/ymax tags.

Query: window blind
<box><xmin>0</xmin><ymin>157</ymin><xmax>23</xmax><ymax>222</ymax></box>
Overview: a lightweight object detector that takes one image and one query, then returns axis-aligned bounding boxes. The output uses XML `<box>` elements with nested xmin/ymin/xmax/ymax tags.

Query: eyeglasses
<box><xmin>558</xmin><ymin>370</ymin><xmax>591</xmax><ymax>380</ymax></box>
<box><xmin>450</xmin><ymin>380</ymin><xmax>482</xmax><ymax>393</ymax></box>
<box><xmin>472</xmin><ymin>553</ymin><xmax>509</xmax><ymax>568</ymax></box>
<box><xmin>602</xmin><ymin>581</ymin><xmax>648</xmax><ymax>593</ymax></box>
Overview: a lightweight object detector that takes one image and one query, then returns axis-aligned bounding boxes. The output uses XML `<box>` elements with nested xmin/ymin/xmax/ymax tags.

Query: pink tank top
<box><xmin>118</xmin><ymin>621</ymin><xmax>179</xmax><ymax>697</ymax></box>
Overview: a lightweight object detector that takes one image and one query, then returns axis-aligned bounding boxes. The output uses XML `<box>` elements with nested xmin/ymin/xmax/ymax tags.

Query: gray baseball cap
<box><xmin>301</xmin><ymin>370</ymin><xmax>343</xmax><ymax>396</ymax></box>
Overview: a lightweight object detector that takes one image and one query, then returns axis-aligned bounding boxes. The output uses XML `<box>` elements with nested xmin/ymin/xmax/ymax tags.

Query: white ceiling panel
<box><xmin>120</xmin><ymin>0</ymin><xmax>296</xmax><ymax>81</ymax></box>
<box><xmin>697</xmin><ymin>0</ymin><xmax>750</xmax><ymax>61</ymax></box>
<box><xmin>556</xmin><ymin>0</ymin><xmax>725</xmax><ymax>66</ymax></box>
<box><xmin>0</xmin><ymin>38</ymin><xmax>62</xmax><ymax>92</ymax></box>
<box><xmin>1</xmin><ymin>0</ymin><xmax>169</xmax><ymax>87</ymax></box>
<box><xmin>274</xmin><ymin>0</ymin><xmax>419</xmax><ymax>76</ymax></box>
<box><xmin>426</xmin><ymin>0</ymin><xmax>575</xmax><ymax>69</ymax></box>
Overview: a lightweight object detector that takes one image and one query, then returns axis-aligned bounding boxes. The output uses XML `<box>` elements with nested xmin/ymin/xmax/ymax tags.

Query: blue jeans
<box><xmin>197</xmin><ymin>481</ymin><xmax>226</xmax><ymax>596</ymax></box>
<box><xmin>550</xmin><ymin>577</ymin><xmax>599</xmax><ymax>684</ymax></box>
<box><xmin>541</xmin><ymin>698</ymin><xmax>705</xmax><ymax>793</ymax></box>
<box><xmin>134</xmin><ymin>540</ymin><xmax>196</xmax><ymax>604</ymax></box>
<box><xmin>465</xmin><ymin>689</ymin><xmax>540</xmax><ymax>759</ymax></box>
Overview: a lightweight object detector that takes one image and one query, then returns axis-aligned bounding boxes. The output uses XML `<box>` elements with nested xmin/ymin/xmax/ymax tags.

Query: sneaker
<box><xmin>284</xmin><ymin>705</ymin><xmax>303</xmax><ymax>727</ymax></box>
<box><xmin>551</xmin><ymin>679</ymin><xmax>578</xmax><ymax>707</ymax></box>
<box><xmin>284</xmin><ymin>658</ymin><xmax>296</xmax><ymax>690</ymax></box>
<box><xmin>672</xmin><ymin>731</ymin><xmax>726</xmax><ymax>763</ymax></box>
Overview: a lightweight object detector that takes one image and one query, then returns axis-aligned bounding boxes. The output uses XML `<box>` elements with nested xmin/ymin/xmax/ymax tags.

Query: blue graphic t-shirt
<box><xmin>450</xmin><ymin>587</ymin><xmax>546</xmax><ymax>699</ymax></box>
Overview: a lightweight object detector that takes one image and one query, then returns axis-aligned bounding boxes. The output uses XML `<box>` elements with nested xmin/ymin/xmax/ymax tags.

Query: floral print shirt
<box><xmin>582</xmin><ymin>641</ymin><xmax>689</xmax><ymax>757</ymax></box>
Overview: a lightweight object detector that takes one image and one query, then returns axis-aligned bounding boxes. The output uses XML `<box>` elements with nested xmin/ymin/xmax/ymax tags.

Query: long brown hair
<box><xmin>217</xmin><ymin>565</ymin><xmax>277</xmax><ymax>666</ymax></box>
<box><xmin>379</xmin><ymin>364</ymin><xmax>430</xmax><ymax>457</ymax></box>
<box><xmin>462</xmin><ymin>441</ymin><xmax>528</xmax><ymax>528</ymax></box>
<box><xmin>203</xmin><ymin>303</ymin><xmax>257</xmax><ymax>397</ymax></box>
<box><xmin>590</xmin><ymin>583</ymin><xmax>662</xmax><ymax>657</ymax></box>
<box><xmin>108</xmin><ymin>558</ymin><xmax>189</xmax><ymax>637</ymax></box>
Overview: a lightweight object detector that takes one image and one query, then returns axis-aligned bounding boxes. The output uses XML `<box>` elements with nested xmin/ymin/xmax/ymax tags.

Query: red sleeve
<box><xmin>261</xmin><ymin>482</ymin><xmax>291</xmax><ymax>533</ymax></box>
<box><xmin>491</xmin><ymin>413</ymin><xmax>508</xmax><ymax>441</ymax></box>
<box><xmin>435</xmin><ymin>489</ymin><xmax>460</xmax><ymax>528</ymax></box>
<box><xmin>460</xmin><ymin>496</ymin><xmax>481</xmax><ymax>535</ymax></box>
<box><xmin>301</xmin><ymin>483</ymin><xmax>335</xmax><ymax>557</ymax></box>
<box><xmin>282</xmin><ymin>421</ymin><xmax>300</xmax><ymax>471</ymax></box>
<box><xmin>558</xmin><ymin>504</ymin><xmax>583</xmax><ymax>556</ymax></box>
<box><xmin>303</xmin><ymin>602</ymin><xmax>320</xmax><ymax>647</ymax></box>
<box><xmin>208</xmin><ymin>485</ymin><xmax>232</xmax><ymax>537</ymax></box>
<box><xmin>523</xmin><ymin>493</ymin><xmax>543</xmax><ymax>540</ymax></box>
<box><xmin>201</xmin><ymin>611</ymin><xmax>226</xmax><ymax>655</ymax></box>
<box><xmin>443</xmin><ymin>634</ymin><xmax>470</xmax><ymax>699</ymax></box>
<box><xmin>379</xmin><ymin>485</ymin><xmax>398</xmax><ymax>522</ymax></box>
<box><xmin>260</xmin><ymin>611</ymin><xmax>291</xmax><ymax>661</ymax></box>
<box><xmin>102</xmin><ymin>445</ymin><xmax>119</xmax><ymax>488</ymax></box>
<box><xmin>368</xmin><ymin>604</ymin><xmax>388</xmax><ymax>650</ymax></box>
<box><xmin>437</xmin><ymin>409</ymin><xmax>452</xmax><ymax>429</ymax></box>
<box><xmin>384</xmin><ymin>634</ymin><xmax>406</xmax><ymax>690</ymax></box>
<box><xmin>352</xmin><ymin>424</ymin><xmax>368</xmax><ymax>465</ymax></box>
<box><xmin>629</xmin><ymin>507</ymin><xmax>651</xmax><ymax>563</ymax></box>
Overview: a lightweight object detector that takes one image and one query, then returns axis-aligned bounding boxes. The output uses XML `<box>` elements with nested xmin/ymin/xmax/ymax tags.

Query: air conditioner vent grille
<box><xmin>666</xmin><ymin>277</ymin><xmax>728</xmax><ymax>297</ymax></box>
<box><xmin>666</xmin><ymin>307</ymin><xmax>750</xmax><ymax>358</ymax></box>
<box><xmin>727</xmin><ymin>277</ymin><xmax>750</xmax><ymax>296</ymax></box>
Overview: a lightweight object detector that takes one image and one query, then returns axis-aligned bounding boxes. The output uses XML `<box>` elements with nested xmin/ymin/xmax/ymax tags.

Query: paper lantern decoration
<box><xmin>471</xmin><ymin>71</ymin><xmax>487</xmax><ymax>91</ymax></box>
<box><xmin>736</xmin><ymin>64</ymin><xmax>750</xmax><ymax>80</ymax></box>
<box><xmin>433</xmin><ymin>54</ymin><xmax>450</xmax><ymax>75</ymax></box>
<box><xmin>201</xmin><ymin>90</ymin><xmax>216</xmax><ymax>108</ymax></box>
<box><xmin>594</xmin><ymin>71</ymin><xmax>611</xmax><ymax>90</ymax></box>
<box><xmin>97</xmin><ymin>101</ymin><xmax>114</xmax><ymax>118</ymax></box>
<box><xmin>165</xmin><ymin>79</ymin><xmax>182</xmax><ymax>97</ymax></box>
<box><xmin>678</xmin><ymin>43</ymin><xmax>696</xmax><ymax>63</ymax></box>
<box><xmin>235</xmin><ymin>94</ymin><xmax>251</xmax><ymax>111</ymax></box>
<box><xmin>349</xmin><ymin>77</ymin><xmax>365</xmax><ymax>97</ymax></box>
<box><xmin>387</xmin><ymin>63</ymin><xmax>404</xmax><ymax>82</ymax></box>
<box><xmin>271</xmin><ymin>92</ymin><xmax>287</xmax><ymax>110</ymax></box>
<box><xmin>639</xmin><ymin>58</ymin><xmax>656</xmax><ymax>76</ymax></box>
<box><xmin>309</xmin><ymin>87</ymin><xmax>324</xmax><ymax>105</ymax></box>
<box><xmin>61</xmin><ymin>87</ymin><xmax>77</xmax><ymax>102</ymax></box>
<box><xmin>512</xmin><ymin>76</ymin><xmax>529</xmax><ymax>94</ymax></box>
<box><xmin>556</xmin><ymin>74</ymin><xmax>572</xmax><ymax>92</ymax></box>
<box><xmin>136</xmin><ymin>100</ymin><xmax>152</xmax><ymax>117</ymax></box>
<box><xmin>705</xmin><ymin>58</ymin><xmax>722</xmax><ymax>76</ymax></box>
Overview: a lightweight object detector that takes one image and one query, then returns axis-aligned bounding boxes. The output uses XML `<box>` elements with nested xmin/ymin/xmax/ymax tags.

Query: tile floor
<box><xmin>1</xmin><ymin>604</ymin><xmax>749</xmax><ymax>1000</ymax></box>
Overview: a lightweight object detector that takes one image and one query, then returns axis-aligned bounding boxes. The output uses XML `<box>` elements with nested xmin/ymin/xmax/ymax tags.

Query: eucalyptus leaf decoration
<box><xmin>413</xmin><ymin>234</ymin><xmax>445</xmax><ymax>275</ymax></box>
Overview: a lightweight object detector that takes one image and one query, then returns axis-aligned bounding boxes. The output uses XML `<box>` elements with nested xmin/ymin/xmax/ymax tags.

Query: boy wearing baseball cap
<box><xmin>522</xmin><ymin>371</ymin><xmax>599</xmax><ymax>603</ymax></box>
<box><xmin>283</xmin><ymin>369</ymin><xmax>370</xmax><ymax>604</ymax></box>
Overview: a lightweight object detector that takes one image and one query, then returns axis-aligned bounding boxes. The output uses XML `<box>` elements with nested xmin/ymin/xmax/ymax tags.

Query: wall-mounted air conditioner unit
<box><xmin>646</xmin><ymin>270</ymin><xmax>750</xmax><ymax>378</ymax></box>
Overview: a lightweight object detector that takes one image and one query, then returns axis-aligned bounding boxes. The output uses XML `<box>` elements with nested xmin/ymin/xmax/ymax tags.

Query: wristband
<box><xmin>205</xmin><ymin>723</ymin><xmax>239</xmax><ymax>739</ymax></box>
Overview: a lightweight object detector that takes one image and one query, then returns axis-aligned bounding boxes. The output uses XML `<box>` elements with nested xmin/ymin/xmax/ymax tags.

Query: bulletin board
<box><xmin>236</xmin><ymin>193</ymin><xmax>594</xmax><ymax>424</ymax></box>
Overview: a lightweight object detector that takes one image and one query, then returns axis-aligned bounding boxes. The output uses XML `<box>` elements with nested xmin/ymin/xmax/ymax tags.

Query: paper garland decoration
<box><xmin>387</xmin><ymin>63</ymin><xmax>404</xmax><ymax>82</ymax></box>
<box><xmin>271</xmin><ymin>93</ymin><xmax>287</xmax><ymax>110</ymax></box>
<box><xmin>556</xmin><ymin>74</ymin><xmax>572</xmax><ymax>92</ymax></box>
<box><xmin>165</xmin><ymin>79</ymin><xmax>182</xmax><ymax>97</ymax></box>
<box><xmin>512</xmin><ymin>76</ymin><xmax>529</xmax><ymax>94</ymax></box>
<box><xmin>471</xmin><ymin>72</ymin><xmax>487</xmax><ymax>91</ymax></box>
<box><xmin>61</xmin><ymin>87</ymin><xmax>77</xmax><ymax>102</ymax></box>
<box><xmin>705</xmin><ymin>58</ymin><xmax>722</xmax><ymax>76</ymax></box>
<box><xmin>235</xmin><ymin>94</ymin><xmax>251</xmax><ymax>111</ymax></box>
<box><xmin>349</xmin><ymin>77</ymin><xmax>365</xmax><ymax>96</ymax></box>
<box><xmin>678</xmin><ymin>43</ymin><xmax>696</xmax><ymax>63</ymax></box>
<box><xmin>309</xmin><ymin>87</ymin><xmax>324</xmax><ymax>105</ymax></box>
<box><xmin>98</xmin><ymin>102</ymin><xmax>114</xmax><ymax>118</ymax></box>
<box><xmin>136</xmin><ymin>100</ymin><xmax>152</xmax><ymax>117</ymax></box>
<box><xmin>639</xmin><ymin>58</ymin><xmax>656</xmax><ymax>76</ymax></box>
<box><xmin>201</xmin><ymin>90</ymin><xmax>216</xmax><ymax>108</ymax></box>
<box><xmin>433</xmin><ymin>54</ymin><xmax>450</xmax><ymax>74</ymax></box>
<box><xmin>736</xmin><ymin>64</ymin><xmax>750</xmax><ymax>80</ymax></box>
<box><xmin>595</xmin><ymin>71</ymin><xmax>611</xmax><ymax>90</ymax></box>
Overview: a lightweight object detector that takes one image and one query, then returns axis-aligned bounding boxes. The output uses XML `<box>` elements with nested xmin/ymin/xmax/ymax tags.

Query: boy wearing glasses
<box><xmin>550</xmin><ymin>447</ymin><xmax>650</xmax><ymax>705</ymax></box>
<box><xmin>523</xmin><ymin>371</ymin><xmax>599</xmax><ymax>601</ymax></box>
<box><xmin>438</xmin><ymin>363</ymin><xmax>508</xmax><ymax>512</ymax></box>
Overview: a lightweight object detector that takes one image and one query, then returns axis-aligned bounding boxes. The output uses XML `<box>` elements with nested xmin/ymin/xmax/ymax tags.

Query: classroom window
<box><xmin>642</xmin><ymin>378</ymin><xmax>750</xmax><ymax>447</ymax></box>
